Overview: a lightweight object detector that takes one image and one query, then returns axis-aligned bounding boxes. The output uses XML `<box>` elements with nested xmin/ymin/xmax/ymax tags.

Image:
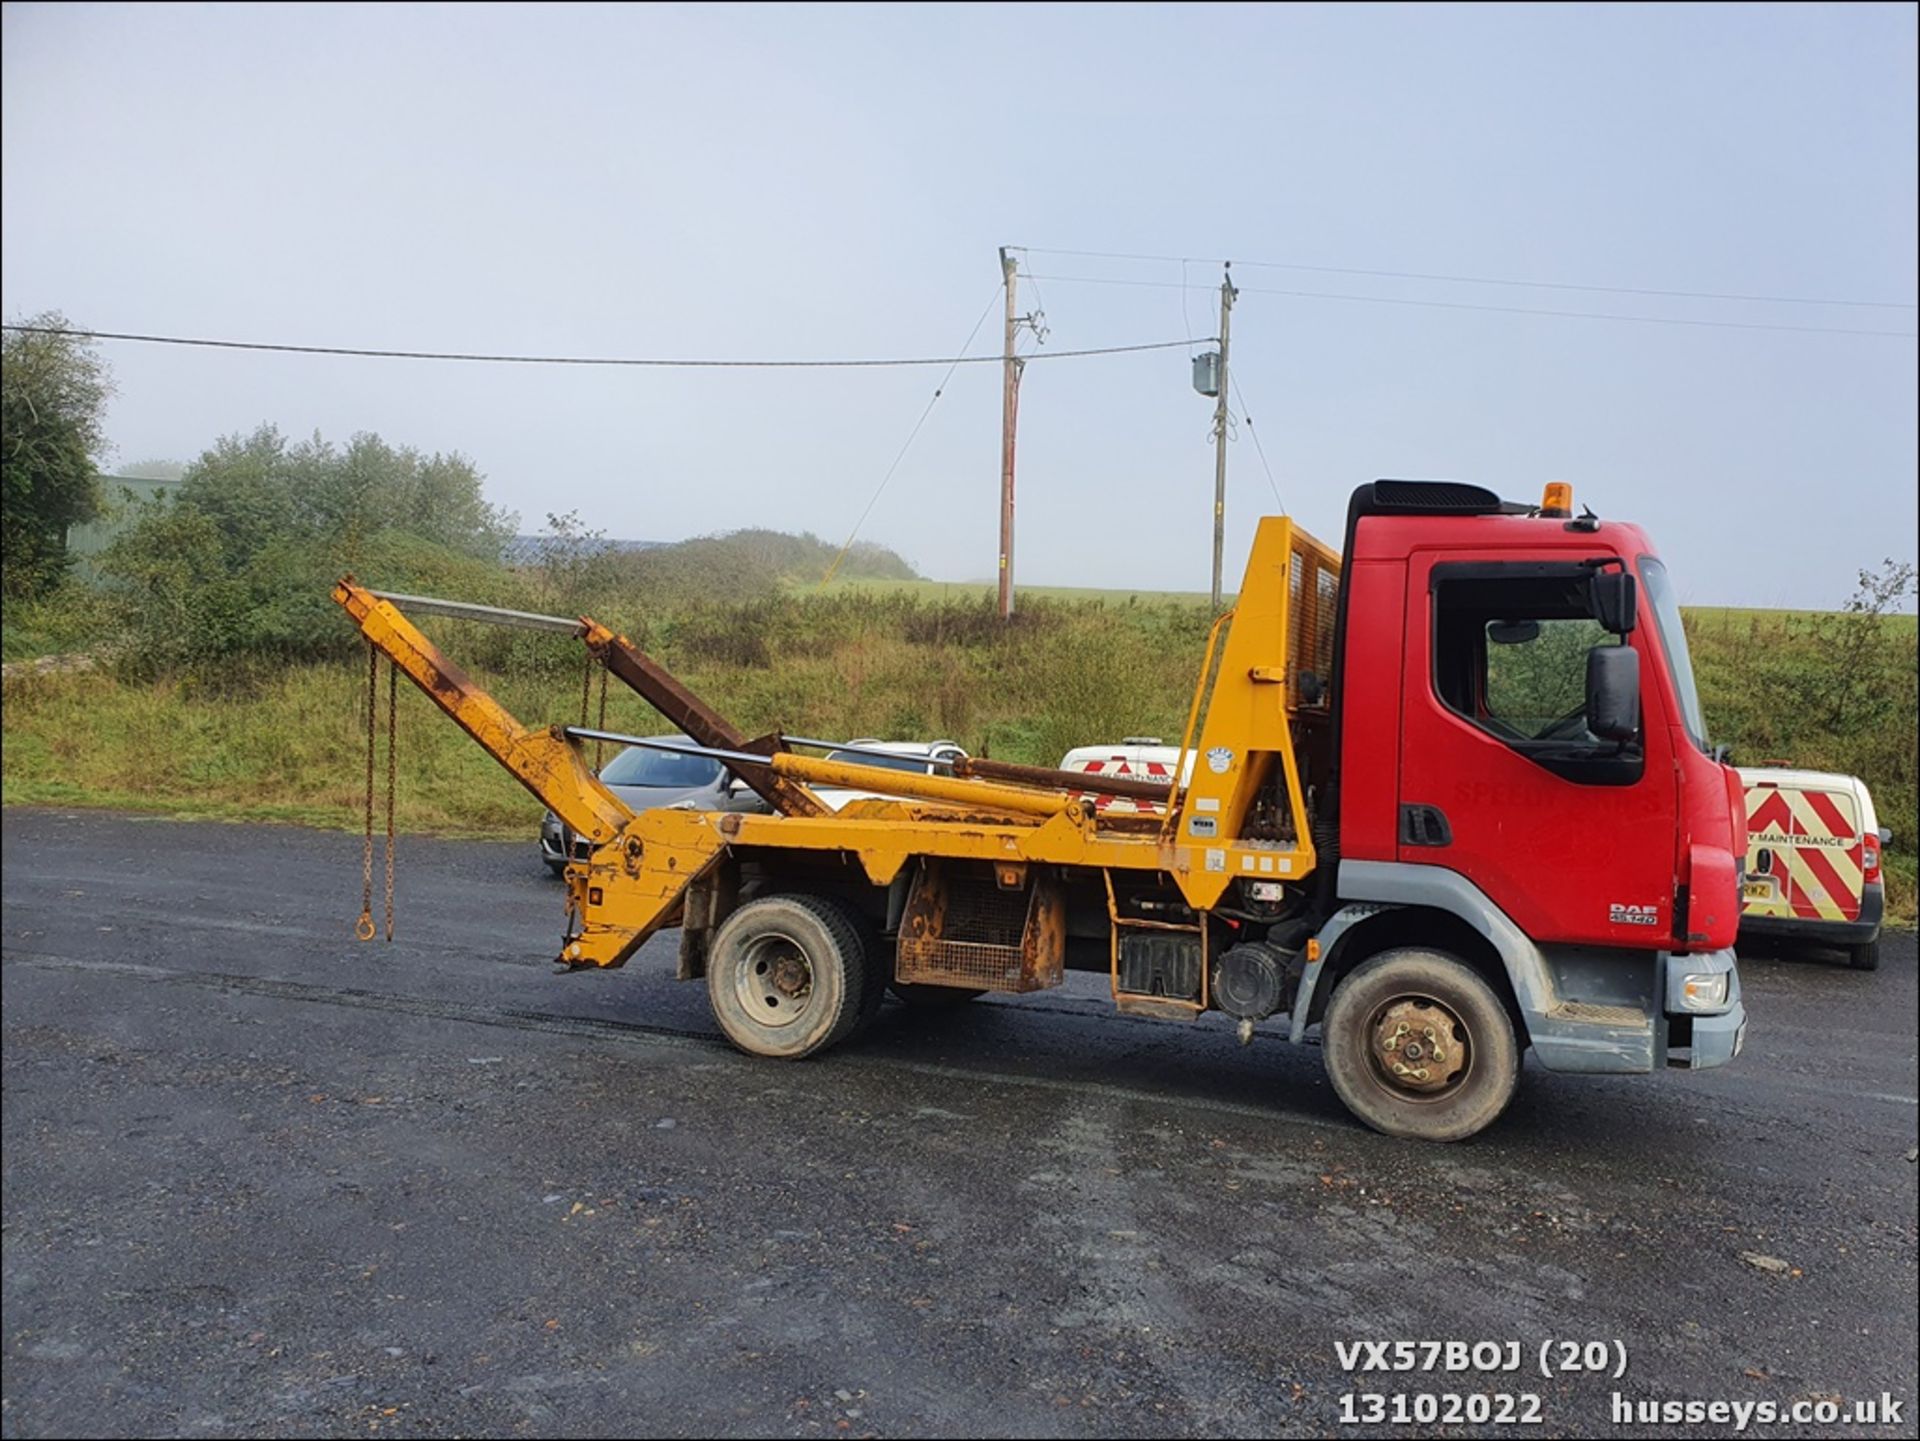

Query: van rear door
<box><xmin>1744</xmin><ymin>778</ymin><xmax>1864</xmax><ymax>923</ymax></box>
<box><xmin>1059</xmin><ymin>747</ymin><xmax>1178</xmax><ymax>815</ymax></box>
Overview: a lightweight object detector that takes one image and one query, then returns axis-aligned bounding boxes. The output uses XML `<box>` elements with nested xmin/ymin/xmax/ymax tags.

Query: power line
<box><xmin>820</xmin><ymin>287</ymin><xmax>1003</xmax><ymax>586</ymax></box>
<box><xmin>1180</xmin><ymin>257</ymin><xmax>1200</xmax><ymax>350</ymax></box>
<box><xmin>1229</xmin><ymin>373</ymin><xmax>1285</xmax><ymax>516</ymax></box>
<box><xmin>1013</xmin><ymin>245</ymin><xmax>1918</xmax><ymax>311</ymax></box>
<box><xmin>1020</xmin><ymin>275</ymin><xmax>1918</xmax><ymax>338</ymax></box>
<box><xmin>0</xmin><ymin>324</ymin><xmax>1208</xmax><ymax>369</ymax></box>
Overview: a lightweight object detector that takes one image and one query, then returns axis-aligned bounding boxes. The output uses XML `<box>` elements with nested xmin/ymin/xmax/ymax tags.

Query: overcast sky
<box><xmin>4</xmin><ymin>2</ymin><xmax>1915</xmax><ymax>606</ymax></box>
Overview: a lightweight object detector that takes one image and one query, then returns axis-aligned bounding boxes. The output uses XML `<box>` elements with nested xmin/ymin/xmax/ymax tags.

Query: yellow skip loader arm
<box><xmin>330</xmin><ymin>586</ymin><xmax>1121</xmax><ymax>969</ymax></box>
<box><xmin>332</xmin><ymin>580</ymin><xmax>634</xmax><ymax>852</ymax></box>
<box><xmin>332</xmin><ymin>514</ymin><xmax>1334</xmax><ymax>976</ymax></box>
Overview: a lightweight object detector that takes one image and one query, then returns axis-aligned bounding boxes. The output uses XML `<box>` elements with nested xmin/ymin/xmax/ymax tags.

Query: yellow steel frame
<box><xmin>333</xmin><ymin>516</ymin><xmax>1334</xmax><ymax>978</ymax></box>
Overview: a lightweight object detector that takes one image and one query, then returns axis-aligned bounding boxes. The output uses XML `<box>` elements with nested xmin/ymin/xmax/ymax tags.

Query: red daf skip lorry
<box><xmin>335</xmin><ymin>477</ymin><xmax>1747</xmax><ymax>1142</ymax></box>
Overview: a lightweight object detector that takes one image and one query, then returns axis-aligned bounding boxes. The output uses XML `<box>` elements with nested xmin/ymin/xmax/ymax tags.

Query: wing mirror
<box><xmin>1587</xmin><ymin>645</ymin><xmax>1640</xmax><ymax>743</ymax></box>
<box><xmin>1589</xmin><ymin>569</ymin><xmax>1637</xmax><ymax>634</ymax></box>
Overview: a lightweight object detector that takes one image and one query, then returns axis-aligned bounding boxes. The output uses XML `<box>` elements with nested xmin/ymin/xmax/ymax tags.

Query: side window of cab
<box><xmin>1431</xmin><ymin>563</ymin><xmax>1642</xmax><ymax>785</ymax></box>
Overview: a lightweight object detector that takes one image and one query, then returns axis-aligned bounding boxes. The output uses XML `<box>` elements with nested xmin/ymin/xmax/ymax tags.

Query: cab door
<box><xmin>1398</xmin><ymin>555</ymin><xmax>1681</xmax><ymax>948</ymax></box>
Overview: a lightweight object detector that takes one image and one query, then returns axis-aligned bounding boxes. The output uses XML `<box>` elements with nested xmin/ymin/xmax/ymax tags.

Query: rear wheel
<box><xmin>706</xmin><ymin>895</ymin><xmax>871</xmax><ymax>1059</ymax></box>
<box><xmin>1322</xmin><ymin>948</ymin><xmax>1520</xmax><ymax>1142</ymax></box>
<box><xmin>1848</xmin><ymin>937</ymin><xmax>1881</xmax><ymax>972</ymax></box>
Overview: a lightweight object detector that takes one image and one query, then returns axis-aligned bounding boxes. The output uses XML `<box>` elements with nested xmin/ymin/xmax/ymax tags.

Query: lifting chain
<box><xmin>596</xmin><ymin>663</ymin><xmax>608</xmax><ymax>771</ymax></box>
<box><xmin>384</xmin><ymin>656</ymin><xmax>398</xmax><ymax>942</ymax></box>
<box><xmin>580</xmin><ymin>654</ymin><xmax>608</xmax><ymax>771</ymax></box>
<box><xmin>357</xmin><ymin>642</ymin><xmax>377</xmax><ymax>941</ymax></box>
<box><xmin>357</xmin><ymin>643</ymin><xmax>400</xmax><ymax>943</ymax></box>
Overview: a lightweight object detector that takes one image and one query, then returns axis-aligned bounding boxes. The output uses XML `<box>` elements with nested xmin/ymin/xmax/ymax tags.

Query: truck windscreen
<box><xmin>1637</xmin><ymin>555</ymin><xmax>1709</xmax><ymax>749</ymax></box>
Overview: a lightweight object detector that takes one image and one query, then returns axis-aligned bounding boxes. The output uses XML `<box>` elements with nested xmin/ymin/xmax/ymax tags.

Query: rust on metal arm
<box><xmin>954</xmin><ymin>755</ymin><xmax>1174</xmax><ymax>802</ymax></box>
<box><xmin>578</xmin><ymin>619</ymin><xmax>831</xmax><ymax>818</ymax></box>
<box><xmin>333</xmin><ymin>579</ymin><xmax>634</xmax><ymax>847</ymax></box>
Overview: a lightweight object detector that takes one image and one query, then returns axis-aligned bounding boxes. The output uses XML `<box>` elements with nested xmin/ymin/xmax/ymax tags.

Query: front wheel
<box><xmin>1322</xmin><ymin>948</ymin><xmax>1520</xmax><ymax>1142</ymax></box>
<box><xmin>707</xmin><ymin>894</ymin><xmax>873</xmax><ymax>1059</ymax></box>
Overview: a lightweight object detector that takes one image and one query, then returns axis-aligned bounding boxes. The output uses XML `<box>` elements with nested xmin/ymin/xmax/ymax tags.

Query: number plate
<box><xmin>1742</xmin><ymin>880</ymin><xmax>1772</xmax><ymax>901</ymax></box>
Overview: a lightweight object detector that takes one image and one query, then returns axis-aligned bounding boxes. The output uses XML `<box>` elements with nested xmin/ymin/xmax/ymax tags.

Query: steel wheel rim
<box><xmin>735</xmin><ymin>931</ymin><xmax>816</xmax><ymax>1029</ymax></box>
<box><xmin>1361</xmin><ymin>993</ymin><xmax>1472</xmax><ymax>1103</ymax></box>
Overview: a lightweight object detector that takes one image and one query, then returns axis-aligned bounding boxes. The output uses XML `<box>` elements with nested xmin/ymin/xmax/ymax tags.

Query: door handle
<box><xmin>1400</xmin><ymin>804</ymin><xmax>1453</xmax><ymax>848</ymax></box>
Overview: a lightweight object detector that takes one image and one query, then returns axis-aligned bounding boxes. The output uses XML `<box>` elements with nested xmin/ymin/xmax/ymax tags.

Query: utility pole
<box><xmin>1210</xmin><ymin>263</ymin><xmax>1237</xmax><ymax>609</ymax></box>
<box><xmin>997</xmin><ymin>247</ymin><xmax>1023</xmax><ymax>621</ymax></box>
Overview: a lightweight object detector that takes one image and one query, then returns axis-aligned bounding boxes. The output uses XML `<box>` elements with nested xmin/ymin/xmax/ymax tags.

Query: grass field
<box><xmin>1</xmin><ymin>589</ymin><xmax>1218</xmax><ymax>837</ymax></box>
<box><xmin>1684</xmin><ymin>605</ymin><xmax>1919</xmax><ymax>634</ymax></box>
<box><xmin>5</xmin><ymin>580</ymin><xmax>1914</xmax><ymax>922</ymax></box>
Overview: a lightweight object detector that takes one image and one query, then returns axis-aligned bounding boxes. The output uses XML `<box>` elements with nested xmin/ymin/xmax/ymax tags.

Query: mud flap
<box><xmin>676</xmin><ymin>862</ymin><xmax>739</xmax><ymax>981</ymax></box>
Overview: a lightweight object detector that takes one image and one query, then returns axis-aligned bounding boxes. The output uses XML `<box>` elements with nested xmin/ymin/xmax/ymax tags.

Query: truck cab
<box><xmin>1296</xmin><ymin>480</ymin><xmax>1747</xmax><ymax>1133</ymax></box>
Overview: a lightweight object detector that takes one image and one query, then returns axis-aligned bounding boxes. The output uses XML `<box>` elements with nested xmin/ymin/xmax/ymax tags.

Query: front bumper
<box><xmin>1679</xmin><ymin>1004</ymin><xmax>1747</xmax><ymax>1069</ymax></box>
<box><xmin>1527</xmin><ymin>948</ymin><xmax>1748</xmax><ymax>1074</ymax></box>
<box><xmin>1664</xmin><ymin>946</ymin><xmax>1746</xmax><ymax>1070</ymax></box>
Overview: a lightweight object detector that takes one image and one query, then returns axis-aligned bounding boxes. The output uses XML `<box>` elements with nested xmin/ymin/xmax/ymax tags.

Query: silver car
<box><xmin>810</xmin><ymin>739</ymin><xmax>967</xmax><ymax>810</ymax></box>
<box><xmin>539</xmin><ymin>737</ymin><xmax>766</xmax><ymax>873</ymax></box>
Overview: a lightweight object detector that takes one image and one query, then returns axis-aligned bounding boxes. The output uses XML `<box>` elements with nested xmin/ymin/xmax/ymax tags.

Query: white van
<box><xmin>1738</xmin><ymin>766</ymin><xmax>1891</xmax><ymax>971</ymax></box>
<box><xmin>1057</xmin><ymin>737</ymin><xmax>1196</xmax><ymax>815</ymax></box>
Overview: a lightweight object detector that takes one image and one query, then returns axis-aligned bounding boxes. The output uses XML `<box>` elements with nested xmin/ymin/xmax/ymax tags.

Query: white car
<box><xmin>1058</xmin><ymin>737</ymin><xmax>1195</xmax><ymax>814</ymax></box>
<box><xmin>813</xmin><ymin>739</ymin><xmax>967</xmax><ymax>810</ymax></box>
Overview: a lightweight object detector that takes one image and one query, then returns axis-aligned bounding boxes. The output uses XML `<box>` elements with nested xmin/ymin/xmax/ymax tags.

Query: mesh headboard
<box><xmin>1286</xmin><ymin>527</ymin><xmax>1340</xmax><ymax>712</ymax></box>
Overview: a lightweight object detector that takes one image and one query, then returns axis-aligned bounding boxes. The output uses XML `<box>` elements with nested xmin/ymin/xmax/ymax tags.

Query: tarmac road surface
<box><xmin>3</xmin><ymin>810</ymin><xmax>1916</xmax><ymax>1438</ymax></box>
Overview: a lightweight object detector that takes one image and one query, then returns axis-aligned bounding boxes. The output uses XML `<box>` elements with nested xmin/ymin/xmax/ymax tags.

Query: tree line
<box><xmin>3</xmin><ymin>313</ymin><xmax>517</xmax><ymax>664</ymax></box>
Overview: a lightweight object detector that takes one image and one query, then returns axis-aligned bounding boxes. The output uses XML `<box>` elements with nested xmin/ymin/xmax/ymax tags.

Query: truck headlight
<box><xmin>1680</xmin><ymin>972</ymin><xmax>1729</xmax><ymax>1011</ymax></box>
